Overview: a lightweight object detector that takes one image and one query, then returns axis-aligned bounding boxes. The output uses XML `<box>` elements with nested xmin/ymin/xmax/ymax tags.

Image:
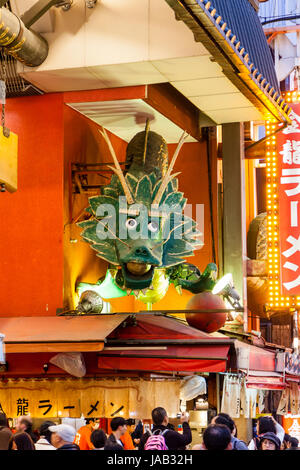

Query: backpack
<box><xmin>232</xmin><ymin>437</ymin><xmax>247</xmax><ymax>450</ymax></box>
<box><xmin>144</xmin><ymin>429</ymin><xmax>169</xmax><ymax>450</ymax></box>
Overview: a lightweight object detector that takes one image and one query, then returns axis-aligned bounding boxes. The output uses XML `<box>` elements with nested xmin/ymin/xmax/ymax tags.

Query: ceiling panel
<box><xmin>151</xmin><ymin>56</ymin><xmax>224</xmax><ymax>81</ymax></box>
<box><xmin>87</xmin><ymin>62</ymin><xmax>166</xmax><ymax>87</ymax></box>
<box><xmin>189</xmin><ymin>93</ymin><xmax>253</xmax><ymax>111</ymax></box>
<box><xmin>207</xmin><ymin>107</ymin><xmax>262</xmax><ymax>124</ymax></box>
<box><xmin>171</xmin><ymin>76</ymin><xmax>240</xmax><ymax>97</ymax></box>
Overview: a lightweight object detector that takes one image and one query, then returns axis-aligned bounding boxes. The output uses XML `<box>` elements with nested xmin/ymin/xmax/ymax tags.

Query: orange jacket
<box><xmin>74</xmin><ymin>425</ymin><xmax>93</xmax><ymax>450</ymax></box>
<box><xmin>120</xmin><ymin>431</ymin><xmax>135</xmax><ymax>450</ymax></box>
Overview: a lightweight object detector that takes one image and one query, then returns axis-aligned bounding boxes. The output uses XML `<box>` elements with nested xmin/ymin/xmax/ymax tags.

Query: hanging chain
<box><xmin>0</xmin><ymin>49</ymin><xmax>9</xmax><ymax>138</ymax></box>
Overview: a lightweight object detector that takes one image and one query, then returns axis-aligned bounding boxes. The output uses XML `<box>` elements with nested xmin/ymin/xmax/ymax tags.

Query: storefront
<box><xmin>0</xmin><ymin>312</ymin><xmax>234</xmax><ymax>441</ymax></box>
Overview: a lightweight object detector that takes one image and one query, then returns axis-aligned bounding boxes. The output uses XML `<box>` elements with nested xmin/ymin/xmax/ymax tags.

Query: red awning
<box><xmin>234</xmin><ymin>339</ymin><xmax>276</xmax><ymax>372</ymax></box>
<box><xmin>98</xmin><ymin>355</ymin><xmax>229</xmax><ymax>373</ymax></box>
<box><xmin>98</xmin><ymin>315</ymin><xmax>233</xmax><ymax>373</ymax></box>
<box><xmin>245</xmin><ymin>372</ymin><xmax>286</xmax><ymax>390</ymax></box>
<box><xmin>0</xmin><ymin>315</ymin><xmax>129</xmax><ymax>353</ymax></box>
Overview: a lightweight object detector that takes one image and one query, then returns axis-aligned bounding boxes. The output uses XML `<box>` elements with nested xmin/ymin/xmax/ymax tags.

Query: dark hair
<box><xmin>0</xmin><ymin>412</ymin><xmax>7</xmax><ymax>427</ymax></box>
<box><xmin>85</xmin><ymin>418</ymin><xmax>96</xmax><ymax>425</ymax></box>
<box><xmin>110</xmin><ymin>417</ymin><xmax>126</xmax><ymax>432</ymax></box>
<box><xmin>290</xmin><ymin>437</ymin><xmax>299</xmax><ymax>448</ymax></box>
<box><xmin>258</xmin><ymin>417</ymin><xmax>276</xmax><ymax>434</ymax></box>
<box><xmin>203</xmin><ymin>424</ymin><xmax>231</xmax><ymax>451</ymax></box>
<box><xmin>126</xmin><ymin>419</ymin><xmax>135</xmax><ymax>427</ymax></box>
<box><xmin>91</xmin><ymin>429</ymin><xmax>107</xmax><ymax>449</ymax></box>
<box><xmin>39</xmin><ymin>421</ymin><xmax>55</xmax><ymax>444</ymax></box>
<box><xmin>19</xmin><ymin>417</ymin><xmax>38</xmax><ymax>443</ymax></box>
<box><xmin>9</xmin><ymin>432</ymin><xmax>35</xmax><ymax>451</ymax></box>
<box><xmin>214</xmin><ymin>413</ymin><xmax>234</xmax><ymax>433</ymax></box>
<box><xmin>104</xmin><ymin>442</ymin><xmax>123</xmax><ymax>451</ymax></box>
<box><xmin>152</xmin><ymin>407</ymin><xmax>167</xmax><ymax>426</ymax></box>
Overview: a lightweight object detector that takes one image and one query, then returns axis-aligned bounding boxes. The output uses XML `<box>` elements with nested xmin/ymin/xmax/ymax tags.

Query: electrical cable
<box><xmin>261</xmin><ymin>14</ymin><xmax>300</xmax><ymax>26</ymax></box>
<box><xmin>203</xmin><ymin>127</ymin><xmax>216</xmax><ymax>264</ymax></box>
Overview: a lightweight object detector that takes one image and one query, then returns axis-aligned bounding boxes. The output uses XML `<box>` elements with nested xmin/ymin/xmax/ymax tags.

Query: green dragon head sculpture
<box><xmin>78</xmin><ymin>125</ymin><xmax>204</xmax><ymax>292</ymax></box>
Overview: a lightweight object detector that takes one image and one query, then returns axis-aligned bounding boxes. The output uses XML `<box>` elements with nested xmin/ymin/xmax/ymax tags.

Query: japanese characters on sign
<box><xmin>277</xmin><ymin>104</ymin><xmax>300</xmax><ymax>297</ymax></box>
<box><xmin>0</xmin><ymin>378</ymin><xmax>180</xmax><ymax>419</ymax></box>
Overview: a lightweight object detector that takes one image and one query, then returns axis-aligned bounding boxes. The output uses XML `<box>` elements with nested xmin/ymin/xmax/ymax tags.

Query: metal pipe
<box><xmin>0</xmin><ymin>7</ymin><xmax>48</xmax><ymax>67</ymax></box>
<box><xmin>216</xmin><ymin>373</ymin><xmax>220</xmax><ymax>414</ymax></box>
<box><xmin>293</xmin><ymin>310</ymin><xmax>299</xmax><ymax>354</ymax></box>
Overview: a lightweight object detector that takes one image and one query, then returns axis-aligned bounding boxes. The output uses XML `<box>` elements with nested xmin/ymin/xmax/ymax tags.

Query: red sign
<box><xmin>277</xmin><ymin>104</ymin><xmax>300</xmax><ymax>296</ymax></box>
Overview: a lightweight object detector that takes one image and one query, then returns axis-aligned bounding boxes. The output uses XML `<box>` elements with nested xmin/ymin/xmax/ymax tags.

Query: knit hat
<box><xmin>259</xmin><ymin>432</ymin><xmax>281</xmax><ymax>450</ymax></box>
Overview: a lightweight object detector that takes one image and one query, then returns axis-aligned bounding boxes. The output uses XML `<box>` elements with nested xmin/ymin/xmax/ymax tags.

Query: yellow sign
<box><xmin>0</xmin><ymin>127</ymin><xmax>18</xmax><ymax>192</ymax></box>
<box><xmin>0</xmin><ymin>378</ymin><xmax>180</xmax><ymax>419</ymax></box>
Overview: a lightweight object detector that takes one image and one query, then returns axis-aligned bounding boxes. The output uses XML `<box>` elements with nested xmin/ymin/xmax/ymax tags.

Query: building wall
<box><xmin>0</xmin><ymin>93</ymin><xmax>64</xmax><ymax>317</ymax></box>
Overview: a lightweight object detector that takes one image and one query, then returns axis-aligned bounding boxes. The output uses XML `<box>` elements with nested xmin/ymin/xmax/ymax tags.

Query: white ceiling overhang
<box><xmin>14</xmin><ymin>0</ymin><xmax>284</xmax><ymax>124</ymax></box>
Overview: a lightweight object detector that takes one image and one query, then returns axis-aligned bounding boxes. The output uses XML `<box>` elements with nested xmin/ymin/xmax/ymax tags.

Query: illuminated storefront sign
<box><xmin>0</xmin><ymin>378</ymin><xmax>180</xmax><ymax>418</ymax></box>
<box><xmin>266</xmin><ymin>92</ymin><xmax>300</xmax><ymax>309</ymax></box>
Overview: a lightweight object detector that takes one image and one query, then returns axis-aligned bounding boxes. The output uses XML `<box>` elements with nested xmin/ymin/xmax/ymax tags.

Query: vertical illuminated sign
<box><xmin>267</xmin><ymin>92</ymin><xmax>300</xmax><ymax>310</ymax></box>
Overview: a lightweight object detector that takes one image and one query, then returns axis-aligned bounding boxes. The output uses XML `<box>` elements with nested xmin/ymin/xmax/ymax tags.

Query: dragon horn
<box><xmin>152</xmin><ymin>130</ymin><xmax>188</xmax><ymax>206</ymax></box>
<box><xmin>142</xmin><ymin>118</ymin><xmax>150</xmax><ymax>166</ymax></box>
<box><xmin>99</xmin><ymin>128</ymin><xmax>134</xmax><ymax>205</ymax></box>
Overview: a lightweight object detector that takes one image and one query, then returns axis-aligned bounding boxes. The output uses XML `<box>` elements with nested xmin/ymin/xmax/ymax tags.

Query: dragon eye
<box><xmin>148</xmin><ymin>221</ymin><xmax>159</xmax><ymax>233</ymax></box>
<box><xmin>126</xmin><ymin>218</ymin><xmax>137</xmax><ymax>229</ymax></box>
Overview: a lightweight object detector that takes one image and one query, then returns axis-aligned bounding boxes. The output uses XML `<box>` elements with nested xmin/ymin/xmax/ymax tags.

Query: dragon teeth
<box><xmin>175</xmin><ymin>285</ymin><xmax>182</xmax><ymax>295</ymax></box>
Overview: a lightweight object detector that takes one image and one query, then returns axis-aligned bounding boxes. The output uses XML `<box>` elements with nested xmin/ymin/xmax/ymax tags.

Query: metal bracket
<box><xmin>86</xmin><ymin>0</ymin><xmax>97</xmax><ymax>8</ymax></box>
<box><xmin>55</xmin><ymin>0</ymin><xmax>73</xmax><ymax>11</ymax></box>
<box><xmin>21</xmin><ymin>0</ymin><xmax>73</xmax><ymax>28</ymax></box>
<box><xmin>2</xmin><ymin>126</ymin><xmax>10</xmax><ymax>138</ymax></box>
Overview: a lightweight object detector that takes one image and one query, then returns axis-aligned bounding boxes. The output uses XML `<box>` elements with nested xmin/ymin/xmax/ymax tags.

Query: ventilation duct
<box><xmin>0</xmin><ymin>6</ymin><xmax>48</xmax><ymax>67</ymax></box>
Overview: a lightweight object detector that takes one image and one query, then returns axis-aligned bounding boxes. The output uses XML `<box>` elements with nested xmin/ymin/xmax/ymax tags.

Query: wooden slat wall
<box><xmin>271</xmin><ymin>324</ymin><xmax>291</xmax><ymax>349</ymax></box>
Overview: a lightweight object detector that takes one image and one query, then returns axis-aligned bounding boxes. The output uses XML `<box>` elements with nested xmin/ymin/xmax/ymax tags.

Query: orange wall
<box><xmin>0</xmin><ymin>94</ymin><xmax>64</xmax><ymax>316</ymax></box>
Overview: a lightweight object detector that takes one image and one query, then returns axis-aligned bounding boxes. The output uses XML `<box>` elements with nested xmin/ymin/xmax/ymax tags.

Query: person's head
<box><xmin>259</xmin><ymin>432</ymin><xmax>281</xmax><ymax>451</ymax></box>
<box><xmin>203</xmin><ymin>424</ymin><xmax>232</xmax><ymax>451</ymax></box>
<box><xmin>0</xmin><ymin>412</ymin><xmax>8</xmax><ymax>427</ymax></box>
<box><xmin>16</xmin><ymin>416</ymin><xmax>32</xmax><ymax>433</ymax></box>
<box><xmin>90</xmin><ymin>429</ymin><xmax>107</xmax><ymax>449</ymax></box>
<box><xmin>105</xmin><ymin>442</ymin><xmax>123</xmax><ymax>450</ymax></box>
<box><xmin>282</xmin><ymin>433</ymin><xmax>292</xmax><ymax>449</ymax></box>
<box><xmin>8</xmin><ymin>432</ymin><xmax>35</xmax><ymax>450</ymax></box>
<box><xmin>125</xmin><ymin>419</ymin><xmax>135</xmax><ymax>433</ymax></box>
<box><xmin>290</xmin><ymin>437</ymin><xmax>299</xmax><ymax>449</ymax></box>
<box><xmin>151</xmin><ymin>407</ymin><xmax>168</xmax><ymax>427</ymax></box>
<box><xmin>212</xmin><ymin>413</ymin><xmax>235</xmax><ymax>436</ymax></box>
<box><xmin>110</xmin><ymin>417</ymin><xmax>127</xmax><ymax>437</ymax></box>
<box><xmin>85</xmin><ymin>418</ymin><xmax>100</xmax><ymax>430</ymax></box>
<box><xmin>39</xmin><ymin>421</ymin><xmax>55</xmax><ymax>445</ymax></box>
<box><xmin>48</xmin><ymin>424</ymin><xmax>76</xmax><ymax>449</ymax></box>
<box><xmin>257</xmin><ymin>417</ymin><xmax>276</xmax><ymax>435</ymax></box>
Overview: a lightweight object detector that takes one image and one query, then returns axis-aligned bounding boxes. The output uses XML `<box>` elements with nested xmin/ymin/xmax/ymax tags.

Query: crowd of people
<box><xmin>0</xmin><ymin>409</ymin><xmax>298</xmax><ymax>451</ymax></box>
